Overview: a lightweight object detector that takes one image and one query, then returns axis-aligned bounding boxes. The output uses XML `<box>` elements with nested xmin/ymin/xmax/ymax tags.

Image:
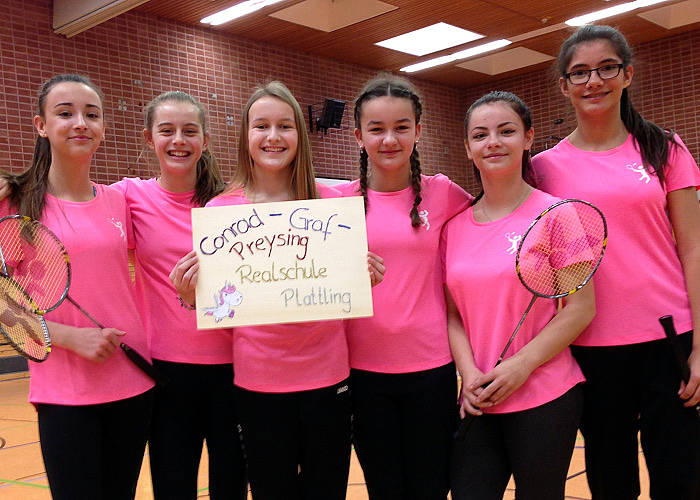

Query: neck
<box><xmin>569</xmin><ymin>107</ymin><xmax>628</xmax><ymax>151</ymax></box>
<box><xmin>475</xmin><ymin>176</ymin><xmax>533</xmax><ymax>222</ymax></box>
<box><xmin>158</xmin><ymin>169</ymin><xmax>197</xmax><ymax>194</ymax></box>
<box><xmin>248</xmin><ymin>167</ymin><xmax>292</xmax><ymax>202</ymax></box>
<box><xmin>47</xmin><ymin>155</ymin><xmax>95</xmax><ymax>201</ymax></box>
<box><xmin>368</xmin><ymin>164</ymin><xmax>412</xmax><ymax>192</ymax></box>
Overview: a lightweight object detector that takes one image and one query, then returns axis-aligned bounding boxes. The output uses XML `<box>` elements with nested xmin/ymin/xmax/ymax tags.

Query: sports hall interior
<box><xmin>1</xmin><ymin>0</ymin><xmax>698</xmax><ymax>498</ymax></box>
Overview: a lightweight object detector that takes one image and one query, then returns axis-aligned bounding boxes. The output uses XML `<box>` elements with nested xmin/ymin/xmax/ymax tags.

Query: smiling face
<box><xmin>559</xmin><ymin>39</ymin><xmax>633</xmax><ymax>119</ymax></box>
<box><xmin>34</xmin><ymin>81</ymin><xmax>105</xmax><ymax>163</ymax></box>
<box><xmin>464</xmin><ymin>101</ymin><xmax>533</xmax><ymax>181</ymax></box>
<box><xmin>144</xmin><ymin>101</ymin><xmax>208</xmax><ymax>183</ymax></box>
<box><xmin>354</xmin><ymin>96</ymin><xmax>421</xmax><ymax>176</ymax></box>
<box><xmin>247</xmin><ymin>95</ymin><xmax>299</xmax><ymax>176</ymax></box>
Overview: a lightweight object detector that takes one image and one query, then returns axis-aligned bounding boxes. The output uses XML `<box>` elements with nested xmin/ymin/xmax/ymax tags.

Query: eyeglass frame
<box><xmin>564</xmin><ymin>63</ymin><xmax>625</xmax><ymax>85</ymax></box>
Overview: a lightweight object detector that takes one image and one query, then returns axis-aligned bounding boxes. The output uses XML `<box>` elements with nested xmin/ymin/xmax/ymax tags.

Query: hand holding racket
<box><xmin>659</xmin><ymin>315</ymin><xmax>700</xmax><ymax>418</ymax></box>
<box><xmin>0</xmin><ymin>215</ymin><xmax>165</xmax><ymax>384</ymax></box>
<box><xmin>455</xmin><ymin>199</ymin><xmax>607</xmax><ymax>440</ymax></box>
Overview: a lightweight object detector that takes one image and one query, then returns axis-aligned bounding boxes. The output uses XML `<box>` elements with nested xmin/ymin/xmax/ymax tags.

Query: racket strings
<box><xmin>517</xmin><ymin>202</ymin><xmax>606</xmax><ymax>298</ymax></box>
<box><xmin>0</xmin><ymin>283</ymin><xmax>50</xmax><ymax>362</ymax></box>
<box><xmin>0</xmin><ymin>218</ymin><xmax>69</xmax><ymax>313</ymax></box>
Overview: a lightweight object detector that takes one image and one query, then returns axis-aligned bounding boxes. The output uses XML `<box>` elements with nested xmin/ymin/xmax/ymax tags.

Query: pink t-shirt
<box><xmin>335</xmin><ymin>174</ymin><xmax>472</xmax><ymax>373</ymax></box>
<box><xmin>443</xmin><ymin>189</ymin><xmax>585</xmax><ymax>413</ymax></box>
<box><xmin>204</xmin><ymin>183</ymin><xmax>349</xmax><ymax>392</ymax></box>
<box><xmin>1</xmin><ymin>185</ymin><xmax>154</xmax><ymax>405</ymax></box>
<box><xmin>533</xmin><ymin>134</ymin><xmax>700</xmax><ymax>346</ymax></box>
<box><xmin>112</xmin><ymin>177</ymin><xmax>232</xmax><ymax>364</ymax></box>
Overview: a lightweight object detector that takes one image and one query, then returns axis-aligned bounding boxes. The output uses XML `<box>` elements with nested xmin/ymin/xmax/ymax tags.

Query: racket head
<box><xmin>515</xmin><ymin>199</ymin><xmax>607</xmax><ymax>299</ymax></box>
<box><xmin>0</xmin><ymin>215</ymin><xmax>70</xmax><ymax>314</ymax></box>
<box><xmin>0</xmin><ymin>275</ymin><xmax>51</xmax><ymax>362</ymax></box>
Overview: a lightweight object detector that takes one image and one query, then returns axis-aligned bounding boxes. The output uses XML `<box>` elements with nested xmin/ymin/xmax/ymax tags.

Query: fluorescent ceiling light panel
<box><xmin>565</xmin><ymin>0</ymin><xmax>672</xmax><ymax>26</ymax></box>
<box><xmin>376</xmin><ymin>22</ymin><xmax>484</xmax><ymax>56</ymax></box>
<box><xmin>400</xmin><ymin>39</ymin><xmax>511</xmax><ymax>73</ymax></box>
<box><xmin>201</xmin><ymin>0</ymin><xmax>286</xmax><ymax>25</ymax></box>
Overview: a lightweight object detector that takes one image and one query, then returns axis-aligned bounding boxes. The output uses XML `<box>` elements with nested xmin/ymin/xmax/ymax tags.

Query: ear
<box><xmin>464</xmin><ymin>139</ymin><xmax>473</xmax><ymax>161</ymax></box>
<box><xmin>414</xmin><ymin>122</ymin><xmax>422</xmax><ymax>143</ymax></box>
<box><xmin>622</xmin><ymin>64</ymin><xmax>634</xmax><ymax>89</ymax></box>
<box><xmin>143</xmin><ymin>128</ymin><xmax>155</xmax><ymax>150</ymax></box>
<box><xmin>34</xmin><ymin>115</ymin><xmax>47</xmax><ymax>138</ymax></box>
<box><xmin>354</xmin><ymin>128</ymin><xmax>363</xmax><ymax>149</ymax></box>
<box><xmin>558</xmin><ymin>76</ymin><xmax>570</xmax><ymax>99</ymax></box>
<box><xmin>202</xmin><ymin>131</ymin><xmax>210</xmax><ymax>151</ymax></box>
<box><xmin>524</xmin><ymin>127</ymin><xmax>535</xmax><ymax>151</ymax></box>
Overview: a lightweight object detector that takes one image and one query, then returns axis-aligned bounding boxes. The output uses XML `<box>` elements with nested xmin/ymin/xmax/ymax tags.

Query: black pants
<box><xmin>350</xmin><ymin>363</ymin><xmax>458</xmax><ymax>500</ymax></box>
<box><xmin>450</xmin><ymin>385</ymin><xmax>583</xmax><ymax>500</ymax></box>
<box><xmin>149</xmin><ymin>360</ymin><xmax>246</xmax><ymax>500</ymax></box>
<box><xmin>37</xmin><ymin>389</ymin><xmax>154</xmax><ymax>500</ymax></box>
<box><xmin>572</xmin><ymin>333</ymin><xmax>700</xmax><ymax>500</ymax></box>
<box><xmin>234</xmin><ymin>378</ymin><xmax>351</xmax><ymax>500</ymax></box>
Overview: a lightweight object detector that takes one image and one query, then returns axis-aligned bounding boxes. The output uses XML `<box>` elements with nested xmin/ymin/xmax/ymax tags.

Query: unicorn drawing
<box><xmin>204</xmin><ymin>282</ymin><xmax>243</xmax><ymax>322</ymax></box>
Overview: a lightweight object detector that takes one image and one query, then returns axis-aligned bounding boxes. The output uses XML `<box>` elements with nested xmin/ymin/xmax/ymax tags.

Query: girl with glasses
<box><xmin>532</xmin><ymin>24</ymin><xmax>700</xmax><ymax>500</ymax></box>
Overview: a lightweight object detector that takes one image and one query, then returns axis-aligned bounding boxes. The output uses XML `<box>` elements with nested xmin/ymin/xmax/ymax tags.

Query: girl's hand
<box><xmin>169</xmin><ymin>250</ymin><xmax>199</xmax><ymax>307</ymax></box>
<box><xmin>459</xmin><ymin>366</ymin><xmax>489</xmax><ymax>418</ymax></box>
<box><xmin>367</xmin><ymin>251</ymin><xmax>385</xmax><ymax>287</ymax></box>
<box><xmin>680</xmin><ymin>347</ymin><xmax>700</xmax><ymax>408</ymax></box>
<box><xmin>472</xmin><ymin>355</ymin><xmax>534</xmax><ymax>408</ymax></box>
<box><xmin>55</xmin><ymin>325</ymin><xmax>124</xmax><ymax>363</ymax></box>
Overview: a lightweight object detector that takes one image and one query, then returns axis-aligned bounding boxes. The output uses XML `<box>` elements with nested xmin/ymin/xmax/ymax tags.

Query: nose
<box><xmin>173</xmin><ymin>129</ymin><xmax>186</xmax><ymax>144</ymax></box>
<box><xmin>73</xmin><ymin>113</ymin><xmax>87</xmax><ymax>129</ymax></box>
<box><xmin>268</xmin><ymin>125</ymin><xmax>281</xmax><ymax>141</ymax></box>
<box><xmin>382</xmin><ymin>130</ymin><xmax>398</xmax><ymax>145</ymax></box>
<box><xmin>587</xmin><ymin>69</ymin><xmax>604</xmax><ymax>85</ymax></box>
<box><xmin>486</xmin><ymin>132</ymin><xmax>501</xmax><ymax>148</ymax></box>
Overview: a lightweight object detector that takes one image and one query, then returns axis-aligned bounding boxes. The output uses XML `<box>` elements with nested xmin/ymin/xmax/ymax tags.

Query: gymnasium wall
<box><xmin>1</xmin><ymin>0</ymin><xmax>698</xmax><ymax>199</ymax></box>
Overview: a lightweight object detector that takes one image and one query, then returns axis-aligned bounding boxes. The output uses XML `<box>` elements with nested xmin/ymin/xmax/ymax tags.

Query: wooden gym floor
<box><xmin>0</xmin><ymin>371</ymin><xmax>651</xmax><ymax>499</ymax></box>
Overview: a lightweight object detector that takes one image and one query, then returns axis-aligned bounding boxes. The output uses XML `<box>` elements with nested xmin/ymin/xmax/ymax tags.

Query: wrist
<box><xmin>177</xmin><ymin>295</ymin><xmax>195</xmax><ymax>310</ymax></box>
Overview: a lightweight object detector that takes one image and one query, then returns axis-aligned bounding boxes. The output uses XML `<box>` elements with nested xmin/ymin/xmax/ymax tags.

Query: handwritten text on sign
<box><xmin>191</xmin><ymin>196</ymin><xmax>373</xmax><ymax>329</ymax></box>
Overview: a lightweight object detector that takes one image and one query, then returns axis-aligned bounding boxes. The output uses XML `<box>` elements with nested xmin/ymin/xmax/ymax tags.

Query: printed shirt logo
<box><xmin>626</xmin><ymin>162</ymin><xmax>650</xmax><ymax>184</ymax></box>
<box><xmin>505</xmin><ymin>231</ymin><xmax>522</xmax><ymax>255</ymax></box>
<box><xmin>109</xmin><ymin>218</ymin><xmax>126</xmax><ymax>239</ymax></box>
<box><xmin>419</xmin><ymin>209</ymin><xmax>430</xmax><ymax>231</ymax></box>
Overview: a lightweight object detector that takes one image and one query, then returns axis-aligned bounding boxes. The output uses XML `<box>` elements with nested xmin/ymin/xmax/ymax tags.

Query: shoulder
<box><xmin>315</xmin><ymin>182</ymin><xmax>343</xmax><ymax>199</ymax></box>
<box><xmin>206</xmin><ymin>189</ymin><xmax>247</xmax><ymax>207</ymax></box>
<box><xmin>332</xmin><ymin>179</ymin><xmax>360</xmax><ymax>197</ymax></box>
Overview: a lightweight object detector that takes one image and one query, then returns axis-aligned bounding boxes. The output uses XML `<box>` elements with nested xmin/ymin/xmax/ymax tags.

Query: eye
<box><xmin>58</xmin><ymin>111</ymin><xmax>72</xmax><ymax>118</ymax></box>
<box><xmin>471</xmin><ymin>132</ymin><xmax>486</xmax><ymax>140</ymax></box>
<box><xmin>185</xmin><ymin>128</ymin><xmax>200</xmax><ymax>135</ymax></box>
<box><xmin>158</xmin><ymin>128</ymin><xmax>173</xmax><ymax>135</ymax></box>
<box><xmin>601</xmin><ymin>64</ymin><xmax>619</xmax><ymax>72</ymax></box>
<box><xmin>570</xmin><ymin>69</ymin><xmax>588</xmax><ymax>78</ymax></box>
<box><xmin>87</xmin><ymin>112</ymin><xmax>101</xmax><ymax>119</ymax></box>
<box><xmin>501</xmin><ymin>128</ymin><xmax>516</xmax><ymax>135</ymax></box>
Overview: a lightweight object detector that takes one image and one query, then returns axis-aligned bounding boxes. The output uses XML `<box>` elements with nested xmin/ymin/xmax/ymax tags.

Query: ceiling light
<box><xmin>565</xmin><ymin>0</ymin><xmax>672</xmax><ymax>26</ymax></box>
<box><xmin>400</xmin><ymin>39</ymin><xmax>512</xmax><ymax>73</ymax></box>
<box><xmin>376</xmin><ymin>22</ymin><xmax>484</xmax><ymax>56</ymax></box>
<box><xmin>201</xmin><ymin>0</ymin><xmax>286</xmax><ymax>25</ymax></box>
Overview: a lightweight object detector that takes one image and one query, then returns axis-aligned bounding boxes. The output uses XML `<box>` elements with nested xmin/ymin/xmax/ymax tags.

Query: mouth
<box><xmin>484</xmin><ymin>153</ymin><xmax>506</xmax><ymax>159</ymax></box>
<box><xmin>583</xmin><ymin>91</ymin><xmax>609</xmax><ymax>100</ymax></box>
<box><xmin>262</xmin><ymin>146</ymin><xmax>286</xmax><ymax>153</ymax></box>
<box><xmin>168</xmin><ymin>151</ymin><xmax>191</xmax><ymax>158</ymax></box>
<box><xmin>69</xmin><ymin>135</ymin><xmax>91</xmax><ymax>141</ymax></box>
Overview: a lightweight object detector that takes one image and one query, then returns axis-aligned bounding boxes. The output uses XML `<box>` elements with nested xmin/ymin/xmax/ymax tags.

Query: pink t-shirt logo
<box><xmin>625</xmin><ymin>162</ymin><xmax>650</xmax><ymax>184</ymax></box>
<box><xmin>109</xmin><ymin>217</ymin><xmax>126</xmax><ymax>239</ymax></box>
<box><xmin>419</xmin><ymin>209</ymin><xmax>430</xmax><ymax>230</ymax></box>
<box><xmin>505</xmin><ymin>231</ymin><xmax>522</xmax><ymax>255</ymax></box>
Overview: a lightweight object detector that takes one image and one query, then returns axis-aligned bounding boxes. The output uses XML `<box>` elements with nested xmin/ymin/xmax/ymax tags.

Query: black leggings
<box><xmin>235</xmin><ymin>379</ymin><xmax>352</xmax><ymax>500</ymax></box>
<box><xmin>572</xmin><ymin>333</ymin><xmax>700</xmax><ymax>500</ymax></box>
<box><xmin>37</xmin><ymin>389</ymin><xmax>154</xmax><ymax>500</ymax></box>
<box><xmin>351</xmin><ymin>363</ymin><xmax>458</xmax><ymax>500</ymax></box>
<box><xmin>450</xmin><ymin>385</ymin><xmax>583</xmax><ymax>500</ymax></box>
<box><xmin>149</xmin><ymin>360</ymin><xmax>246</xmax><ymax>500</ymax></box>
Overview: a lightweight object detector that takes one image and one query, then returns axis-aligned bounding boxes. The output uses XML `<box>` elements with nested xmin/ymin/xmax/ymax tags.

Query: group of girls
<box><xmin>1</xmin><ymin>22</ymin><xmax>698</xmax><ymax>500</ymax></box>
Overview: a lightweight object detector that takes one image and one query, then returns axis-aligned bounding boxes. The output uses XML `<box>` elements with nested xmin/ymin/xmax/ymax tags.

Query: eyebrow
<box><xmin>53</xmin><ymin>102</ymin><xmax>101</xmax><ymax>110</ymax></box>
<box><xmin>569</xmin><ymin>58</ymin><xmax>620</xmax><ymax>69</ymax></box>
<box><xmin>156</xmin><ymin>121</ymin><xmax>201</xmax><ymax>128</ymax></box>
<box><xmin>366</xmin><ymin>117</ymin><xmax>412</xmax><ymax>126</ymax></box>
<box><xmin>470</xmin><ymin>121</ymin><xmax>517</xmax><ymax>131</ymax></box>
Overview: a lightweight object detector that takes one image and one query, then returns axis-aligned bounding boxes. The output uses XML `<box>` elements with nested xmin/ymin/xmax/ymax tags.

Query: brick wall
<box><xmin>1</xmin><ymin>0</ymin><xmax>698</xmax><ymax>198</ymax></box>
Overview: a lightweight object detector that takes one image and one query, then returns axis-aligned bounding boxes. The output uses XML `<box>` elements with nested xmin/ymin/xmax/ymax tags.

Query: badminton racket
<box><xmin>658</xmin><ymin>315</ymin><xmax>700</xmax><ymax>418</ymax></box>
<box><xmin>0</xmin><ymin>215</ymin><xmax>165</xmax><ymax>383</ymax></box>
<box><xmin>0</xmin><ymin>274</ymin><xmax>51</xmax><ymax>361</ymax></box>
<box><xmin>455</xmin><ymin>199</ymin><xmax>607</xmax><ymax>440</ymax></box>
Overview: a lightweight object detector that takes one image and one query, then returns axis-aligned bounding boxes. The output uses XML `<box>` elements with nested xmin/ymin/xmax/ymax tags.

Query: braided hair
<box><xmin>354</xmin><ymin>74</ymin><xmax>423</xmax><ymax>227</ymax></box>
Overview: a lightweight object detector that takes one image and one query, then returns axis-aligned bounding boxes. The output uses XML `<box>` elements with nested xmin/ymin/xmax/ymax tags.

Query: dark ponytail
<box><xmin>557</xmin><ymin>25</ymin><xmax>675</xmax><ymax>182</ymax></box>
<box><xmin>354</xmin><ymin>74</ymin><xmax>423</xmax><ymax>226</ymax></box>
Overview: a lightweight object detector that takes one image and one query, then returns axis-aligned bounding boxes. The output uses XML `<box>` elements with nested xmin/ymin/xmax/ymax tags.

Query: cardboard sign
<box><xmin>191</xmin><ymin>196</ymin><xmax>373</xmax><ymax>329</ymax></box>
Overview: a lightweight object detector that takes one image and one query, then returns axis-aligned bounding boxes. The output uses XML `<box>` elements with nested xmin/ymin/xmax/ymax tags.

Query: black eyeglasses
<box><xmin>564</xmin><ymin>63</ymin><xmax>624</xmax><ymax>85</ymax></box>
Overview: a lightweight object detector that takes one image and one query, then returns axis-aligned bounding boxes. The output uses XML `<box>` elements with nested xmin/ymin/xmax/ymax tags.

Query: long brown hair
<box><xmin>144</xmin><ymin>91</ymin><xmax>225</xmax><ymax>206</ymax></box>
<box><xmin>3</xmin><ymin>74</ymin><xmax>104</xmax><ymax>221</ymax></box>
<box><xmin>228</xmin><ymin>81</ymin><xmax>318</xmax><ymax>200</ymax></box>
<box><xmin>354</xmin><ymin>74</ymin><xmax>423</xmax><ymax>227</ymax></box>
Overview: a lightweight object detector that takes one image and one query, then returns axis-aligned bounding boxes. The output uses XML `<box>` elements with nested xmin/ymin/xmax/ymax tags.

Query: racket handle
<box><xmin>120</xmin><ymin>343</ymin><xmax>169</xmax><ymax>386</ymax></box>
<box><xmin>658</xmin><ymin>315</ymin><xmax>699</xmax><ymax>418</ymax></box>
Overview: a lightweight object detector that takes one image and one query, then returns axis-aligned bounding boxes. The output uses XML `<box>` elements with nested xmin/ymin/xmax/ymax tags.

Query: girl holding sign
<box><xmin>172</xmin><ymin>80</ymin><xmax>384</xmax><ymax>500</ymax></box>
<box><xmin>533</xmin><ymin>25</ymin><xmax>700</xmax><ymax>499</ymax></box>
<box><xmin>334</xmin><ymin>74</ymin><xmax>472</xmax><ymax>499</ymax></box>
<box><xmin>0</xmin><ymin>74</ymin><xmax>154</xmax><ymax>500</ymax></box>
<box><xmin>111</xmin><ymin>91</ymin><xmax>247</xmax><ymax>500</ymax></box>
<box><xmin>444</xmin><ymin>91</ymin><xmax>591</xmax><ymax>500</ymax></box>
